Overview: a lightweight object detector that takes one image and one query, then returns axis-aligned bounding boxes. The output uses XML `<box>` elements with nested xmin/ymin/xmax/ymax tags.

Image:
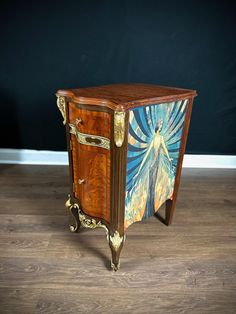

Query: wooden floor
<box><xmin>0</xmin><ymin>165</ymin><xmax>236</xmax><ymax>314</ymax></box>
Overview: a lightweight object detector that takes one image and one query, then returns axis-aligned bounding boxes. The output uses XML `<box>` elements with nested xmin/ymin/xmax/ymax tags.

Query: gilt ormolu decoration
<box><xmin>114</xmin><ymin>111</ymin><xmax>126</xmax><ymax>147</ymax></box>
<box><xmin>65</xmin><ymin>194</ymin><xmax>124</xmax><ymax>271</ymax></box>
<box><xmin>109</xmin><ymin>231</ymin><xmax>125</xmax><ymax>252</ymax></box>
<box><xmin>65</xmin><ymin>194</ymin><xmax>108</xmax><ymax>233</ymax></box>
<box><xmin>56</xmin><ymin>83</ymin><xmax>197</xmax><ymax>271</ymax></box>
<box><xmin>56</xmin><ymin>95</ymin><xmax>66</xmax><ymax>125</ymax></box>
<box><xmin>69</xmin><ymin>123</ymin><xmax>110</xmax><ymax>150</ymax></box>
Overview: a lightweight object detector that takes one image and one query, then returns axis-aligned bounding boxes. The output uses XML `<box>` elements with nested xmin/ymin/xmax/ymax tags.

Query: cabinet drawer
<box><xmin>68</xmin><ymin>102</ymin><xmax>111</xmax><ymax>138</ymax></box>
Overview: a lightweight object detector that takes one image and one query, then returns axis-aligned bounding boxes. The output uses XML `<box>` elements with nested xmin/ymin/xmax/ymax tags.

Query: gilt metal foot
<box><xmin>111</xmin><ymin>260</ymin><xmax>120</xmax><ymax>271</ymax></box>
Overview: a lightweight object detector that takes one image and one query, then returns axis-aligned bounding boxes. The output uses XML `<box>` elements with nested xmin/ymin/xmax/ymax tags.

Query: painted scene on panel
<box><xmin>125</xmin><ymin>100</ymin><xmax>187</xmax><ymax>229</ymax></box>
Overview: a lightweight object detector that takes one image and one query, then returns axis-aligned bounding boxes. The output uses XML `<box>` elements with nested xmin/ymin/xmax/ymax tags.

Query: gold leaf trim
<box><xmin>65</xmin><ymin>196</ymin><xmax>125</xmax><ymax>253</ymax></box>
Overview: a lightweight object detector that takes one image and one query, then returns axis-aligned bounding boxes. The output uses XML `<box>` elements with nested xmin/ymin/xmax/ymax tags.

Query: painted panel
<box><xmin>125</xmin><ymin>100</ymin><xmax>188</xmax><ymax>229</ymax></box>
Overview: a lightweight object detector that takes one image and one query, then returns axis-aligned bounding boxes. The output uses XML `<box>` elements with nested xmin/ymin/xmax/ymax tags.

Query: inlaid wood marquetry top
<box><xmin>57</xmin><ymin>83</ymin><xmax>197</xmax><ymax>110</ymax></box>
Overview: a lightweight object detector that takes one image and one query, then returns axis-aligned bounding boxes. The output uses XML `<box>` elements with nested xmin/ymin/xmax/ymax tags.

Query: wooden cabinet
<box><xmin>56</xmin><ymin>83</ymin><xmax>197</xmax><ymax>271</ymax></box>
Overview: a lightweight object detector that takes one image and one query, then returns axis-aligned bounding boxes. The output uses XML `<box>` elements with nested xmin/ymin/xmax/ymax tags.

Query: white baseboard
<box><xmin>0</xmin><ymin>149</ymin><xmax>69</xmax><ymax>165</ymax></box>
<box><xmin>183</xmin><ymin>154</ymin><xmax>236</xmax><ymax>169</ymax></box>
<box><xmin>0</xmin><ymin>149</ymin><xmax>236</xmax><ymax>168</ymax></box>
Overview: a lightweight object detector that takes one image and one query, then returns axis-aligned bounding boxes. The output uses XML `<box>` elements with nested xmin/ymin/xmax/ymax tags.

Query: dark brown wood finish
<box><xmin>64</xmin><ymin>99</ymin><xmax>77</xmax><ymax>209</ymax></box>
<box><xmin>108</xmin><ymin>110</ymin><xmax>129</xmax><ymax>269</ymax></box>
<box><xmin>56</xmin><ymin>83</ymin><xmax>197</xmax><ymax>270</ymax></box>
<box><xmin>165</xmin><ymin>97</ymin><xmax>194</xmax><ymax>225</ymax></box>
<box><xmin>110</xmin><ymin>110</ymin><xmax>129</xmax><ymax>233</ymax></box>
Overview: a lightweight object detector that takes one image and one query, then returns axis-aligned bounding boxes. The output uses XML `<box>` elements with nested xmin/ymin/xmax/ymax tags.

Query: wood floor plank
<box><xmin>0</xmin><ymin>255</ymin><xmax>235</xmax><ymax>290</ymax></box>
<box><xmin>35</xmin><ymin>288</ymin><xmax>236</xmax><ymax>314</ymax></box>
<box><xmin>0</xmin><ymin>288</ymin><xmax>42</xmax><ymax>314</ymax></box>
<box><xmin>0</xmin><ymin>198</ymin><xmax>67</xmax><ymax>215</ymax></box>
<box><xmin>0</xmin><ymin>234</ymin><xmax>50</xmax><ymax>258</ymax></box>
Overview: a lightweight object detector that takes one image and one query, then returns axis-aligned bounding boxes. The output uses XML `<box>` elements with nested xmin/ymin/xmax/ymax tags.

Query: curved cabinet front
<box><xmin>68</xmin><ymin>103</ymin><xmax>111</xmax><ymax>223</ymax></box>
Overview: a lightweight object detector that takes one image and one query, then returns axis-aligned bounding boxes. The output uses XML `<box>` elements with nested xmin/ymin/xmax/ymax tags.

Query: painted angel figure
<box><xmin>134</xmin><ymin>118</ymin><xmax>173</xmax><ymax>217</ymax></box>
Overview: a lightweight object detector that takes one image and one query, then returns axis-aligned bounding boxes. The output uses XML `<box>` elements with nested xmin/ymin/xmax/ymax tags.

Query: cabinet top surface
<box><xmin>57</xmin><ymin>83</ymin><xmax>197</xmax><ymax>110</ymax></box>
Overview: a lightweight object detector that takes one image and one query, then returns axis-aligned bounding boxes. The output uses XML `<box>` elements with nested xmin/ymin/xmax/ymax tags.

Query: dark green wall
<box><xmin>1</xmin><ymin>0</ymin><xmax>236</xmax><ymax>154</ymax></box>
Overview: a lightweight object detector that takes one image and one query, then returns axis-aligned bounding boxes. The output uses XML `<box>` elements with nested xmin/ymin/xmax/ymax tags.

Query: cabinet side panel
<box><xmin>124</xmin><ymin>100</ymin><xmax>188</xmax><ymax>229</ymax></box>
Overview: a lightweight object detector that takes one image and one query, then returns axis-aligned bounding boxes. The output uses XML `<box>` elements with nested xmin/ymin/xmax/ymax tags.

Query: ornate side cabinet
<box><xmin>56</xmin><ymin>83</ymin><xmax>197</xmax><ymax>271</ymax></box>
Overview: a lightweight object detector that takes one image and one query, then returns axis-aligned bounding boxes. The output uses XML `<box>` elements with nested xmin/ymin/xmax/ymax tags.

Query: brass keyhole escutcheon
<box><xmin>85</xmin><ymin>136</ymin><xmax>102</xmax><ymax>145</ymax></box>
<box><xmin>78</xmin><ymin>179</ymin><xmax>85</xmax><ymax>184</ymax></box>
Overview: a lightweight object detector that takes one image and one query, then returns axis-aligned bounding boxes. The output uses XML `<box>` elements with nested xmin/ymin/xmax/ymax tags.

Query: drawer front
<box><xmin>68</xmin><ymin>103</ymin><xmax>111</xmax><ymax>223</ymax></box>
<box><xmin>69</xmin><ymin>102</ymin><xmax>110</xmax><ymax>138</ymax></box>
<box><xmin>125</xmin><ymin>99</ymin><xmax>188</xmax><ymax>229</ymax></box>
